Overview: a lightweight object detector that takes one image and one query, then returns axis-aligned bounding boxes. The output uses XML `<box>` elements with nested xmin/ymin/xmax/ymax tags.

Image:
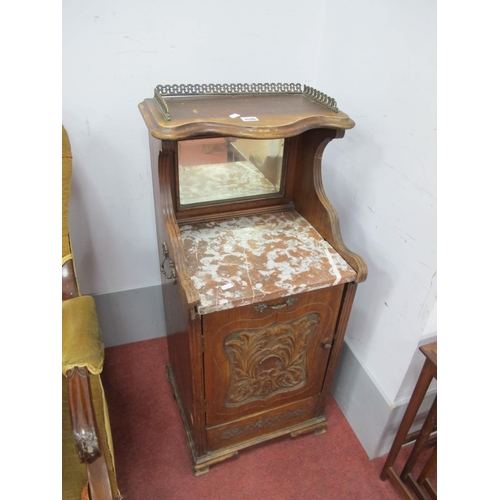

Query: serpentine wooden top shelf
<box><xmin>138</xmin><ymin>85</ymin><xmax>355</xmax><ymax>140</ymax></box>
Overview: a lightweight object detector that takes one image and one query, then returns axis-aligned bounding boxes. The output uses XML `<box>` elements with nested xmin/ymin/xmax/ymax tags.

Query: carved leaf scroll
<box><xmin>224</xmin><ymin>313</ymin><xmax>320</xmax><ymax>406</ymax></box>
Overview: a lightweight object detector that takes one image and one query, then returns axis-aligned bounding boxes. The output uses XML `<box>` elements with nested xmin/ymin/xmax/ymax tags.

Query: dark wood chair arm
<box><xmin>66</xmin><ymin>366</ymin><xmax>102</xmax><ymax>464</ymax></box>
<box><xmin>63</xmin><ymin>258</ymin><xmax>79</xmax><ymax>301</ymax></box>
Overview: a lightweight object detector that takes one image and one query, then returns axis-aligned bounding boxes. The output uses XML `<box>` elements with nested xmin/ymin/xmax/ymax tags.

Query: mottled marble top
<box><xmin>179</xmin><ymin>211</ymin><xmax>357</xmax><ymax>314</ymax></box>
<box><xmin>179</xmin><ymin>161</ymin><xmax>278</xmax><ymax>206</ymax></box>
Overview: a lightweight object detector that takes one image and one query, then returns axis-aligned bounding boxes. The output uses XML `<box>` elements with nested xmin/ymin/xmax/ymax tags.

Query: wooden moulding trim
<box><xmin>312</xmin><ymin>135</ymin><xmax>368</xmax><ymax>283</ymax></box>
<box><xmin>138</xmin><ymin>99</ymin><xmax>354</xmax><ymax>141</ymax></box>
<box><xmin>157</xmin><ymin>150</ymin><xmax>200</xmax><ymax>314</ymax></box>
<box><xmin>66</xmin><ymin>366</ymin><xmax>102</xmax><ymax>464</ymax></box>
<box><xmin>177</xmin><ymin>203</ymin><xmax>296</xmax><ymax>226</ymax></box>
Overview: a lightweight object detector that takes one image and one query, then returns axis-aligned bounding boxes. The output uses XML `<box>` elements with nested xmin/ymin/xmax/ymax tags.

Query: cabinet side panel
<box><xmin>148</xmin><ymin>135</ymin><xmax>205</xmax><ymax>455</ymax></box>
<box><xmin>148</xmin><ymin>135</ymin><xmax>165</xmax><ymax>261</ymax></box>
<box><xmin>165</xmin><ymin>292</ymin><xmax>206</xmax><ymax>457</ymax></box>
<box><xmin>163</xmin><ymin>284</ymin><xmax>195</xmax><ymax>428</ymax></box>
<box><xmin>290</xmin><ymin>131</ymin><xmax>367</xmax><ymax>282</ymax></box>
<box><xmin>317</xmin><ymin>282</ymin><xmax>357</xmax><ymax>415</ymax></box>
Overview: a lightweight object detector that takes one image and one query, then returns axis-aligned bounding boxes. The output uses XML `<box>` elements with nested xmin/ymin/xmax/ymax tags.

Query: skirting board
<box><xmin>92</xmin><ymin>284</ymin><xmax>166</xmax><ymax>347</ymax></box>
<box><xmin>331</xmin><ymin>340</ymin><xmax>436</xmax><ymax>460</ymax></box>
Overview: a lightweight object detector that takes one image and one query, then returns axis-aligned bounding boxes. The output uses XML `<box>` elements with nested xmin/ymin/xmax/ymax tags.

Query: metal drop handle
<box><xmin>160</xmin><ymin>242</ymin><xmax>177</xmax><ymax>284</ymax></box>
<box><xmin>254</xmin><ymin>297</ymin><xmax>298</xmax><ymax>313</ymax></box>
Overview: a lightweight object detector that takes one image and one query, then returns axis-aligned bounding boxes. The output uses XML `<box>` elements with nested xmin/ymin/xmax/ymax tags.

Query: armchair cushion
<box><xmin>62</xmin><ymin>296</ymin><xmax>104</xmax><ymax>376</ymax></box>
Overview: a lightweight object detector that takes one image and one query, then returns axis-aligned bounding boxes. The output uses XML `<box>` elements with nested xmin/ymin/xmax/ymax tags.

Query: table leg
<box><xmin>401</xmin><ymin>396</ymin><xmax>437</xmax><ymax>480</ymax></box>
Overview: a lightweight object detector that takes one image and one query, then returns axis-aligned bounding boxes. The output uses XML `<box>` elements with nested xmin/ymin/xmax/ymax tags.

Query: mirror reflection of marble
<box><xmin>178</xmin><ymin>137</ymin><xmax>284</xmax><ymax>206</ymax></box>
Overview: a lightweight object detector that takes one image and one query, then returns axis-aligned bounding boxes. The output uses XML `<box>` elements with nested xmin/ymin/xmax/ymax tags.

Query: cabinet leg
<box><xmin>314</xmin><ymin>428</ymin><xmax>327</xmax><ymax>436</ymax></box>
<box><xmin>291</xmin><ymin>420</ymin><xmax>327</xmax><ymax>438</ymax></box>
<box><xmin>193</xmin><ymin>466</ymin><xmax>210</xmax><ymax>476</ymax></box>
<box><xmin>192</xmin><ymin>450</ymin><xmax>239</xmax><ymax>476</ymax></box>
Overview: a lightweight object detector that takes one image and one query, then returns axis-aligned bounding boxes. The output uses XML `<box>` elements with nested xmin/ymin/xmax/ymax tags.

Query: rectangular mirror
<box><xmin>177</xmin><ymin>137</ymin><xmax>284</xmax><ymax>206</ymax></box>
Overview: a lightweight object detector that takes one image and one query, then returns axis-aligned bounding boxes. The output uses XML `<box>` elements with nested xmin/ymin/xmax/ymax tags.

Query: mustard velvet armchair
<box><xmin>62</xmin><ymin>126</ymin><xmax>120</xmax><ymax>500</ymax></box>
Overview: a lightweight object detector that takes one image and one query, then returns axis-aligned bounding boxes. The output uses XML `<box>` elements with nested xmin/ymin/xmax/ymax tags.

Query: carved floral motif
<box><xmin>224</xmin><ymin>313</ymin><xmax>320</xmax><ymax>406</ymax></box>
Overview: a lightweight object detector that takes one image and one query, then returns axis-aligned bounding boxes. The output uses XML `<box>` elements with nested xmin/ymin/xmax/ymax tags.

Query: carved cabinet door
<box><xmin>202</xmin><ymin>286</ymin><xmax>344</xmax><ymax>428</ymax></box>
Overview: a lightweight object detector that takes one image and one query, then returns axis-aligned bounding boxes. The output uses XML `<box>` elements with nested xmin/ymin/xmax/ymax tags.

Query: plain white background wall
<box><xmin>62</xmin><ymin>0</ymin><xmax>326</xmax><ymax>295</ymax></box>
<box><xmin>62</xmin><ymin>0</ymin><xmax>435</xmax><ymax>406</ymax></box>
<box><xmin>316</xmin><ymin>0</ymin><xmax>437</xmax><ymax>403</ymax></box>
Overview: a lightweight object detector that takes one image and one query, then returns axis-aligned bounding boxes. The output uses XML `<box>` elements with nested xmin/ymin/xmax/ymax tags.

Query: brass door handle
<box><xmin>160</xmin><ymin>242</ymin><xmax>177</xmax><ymax>284</ymax></box>
<box><xmin>254</xmin><ymin>297</ymin><xmax>298</xmax><ymax>313</ymax></box>
<box><xmin>322</xmin><ymin>340</ymin><xmax>332</xmax><ymax>349</ymax></box>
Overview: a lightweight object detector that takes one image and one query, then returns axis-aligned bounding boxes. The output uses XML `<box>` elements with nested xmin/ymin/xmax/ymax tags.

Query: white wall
<box><xmin>63</xmin><ymin>0</ymin><xmax>436</xmax><ymax>408</ymax></box>
<box><xmin>62</xmin><ymin>0</ymin><xmax>326</xmax><ymax>295</ymax></box>
<box><xmin>317</xmin><ymin>0</ymin><xmax>436</xmax><ymax>403</ymax></box>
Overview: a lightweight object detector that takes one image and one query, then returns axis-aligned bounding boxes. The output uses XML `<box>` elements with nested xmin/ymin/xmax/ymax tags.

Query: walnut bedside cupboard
<box><xmin>138</xmin><ymin>83</ymin><xmax>367</xmax><ymax>475</ymax></box>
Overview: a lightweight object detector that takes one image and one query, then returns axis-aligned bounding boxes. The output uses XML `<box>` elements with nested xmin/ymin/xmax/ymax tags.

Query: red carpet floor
<box><xmin>102</xmin><ymin>337</ymin><xmax>429</xmax><ymax>499</ymax></box>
